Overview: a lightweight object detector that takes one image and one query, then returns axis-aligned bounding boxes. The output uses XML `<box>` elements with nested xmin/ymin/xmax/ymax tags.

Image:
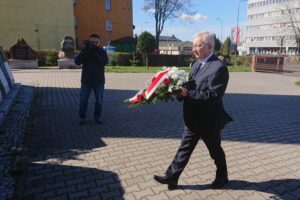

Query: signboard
<box><xmin>104</xmin><ymin>46</ymin><xmax>116</xmax><ymax>53</ymax></box>
<box><xmin>230</xmin><ymin>43</ymin><xmax>237</xmax><ymax>52</ymax></box>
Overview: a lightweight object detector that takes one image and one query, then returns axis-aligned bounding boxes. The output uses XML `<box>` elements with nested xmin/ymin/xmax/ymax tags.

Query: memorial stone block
<box><xmin>58</xmin><ymin>35</ymin><xmax>80</xmax><ymax>69</ymax></box>
<box><xmin>9</xmin><ymin>38</ymin><xmax>37</xmax><ymax>60</ymax></box>
<box><xmin>9</xmin><ymin>38</ymin><xmax>38</xmax><ymax>68</ymax></box>
<box><xmin>59</xmin><ymin>35</ymin><xmax>75</xmax><ymax>59</ymax></box>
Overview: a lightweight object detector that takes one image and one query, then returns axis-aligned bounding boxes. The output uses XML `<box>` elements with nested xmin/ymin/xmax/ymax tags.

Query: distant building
<box><xmin>0</xmin><ymin>0</ymin><xmax>75</xmax><ymax>50</ymax></box>
<box><xmin>159</xmin><ymin>35</ymin><xmax>182</xmax><ymax>43</ymax></box>
<box><xmin>158</xmin><ymin>35</ymin><xmax>193</xmax><ymax>55</ymax></box>
<box><xmin>245</xmin><ymin>0</ymin><xmax>300</xmax><ymax>55</ymax></box>
<box><xmin>73</xmin><ymin>0</ymin><xmax>134</xmax><ymax>50</ymax></box>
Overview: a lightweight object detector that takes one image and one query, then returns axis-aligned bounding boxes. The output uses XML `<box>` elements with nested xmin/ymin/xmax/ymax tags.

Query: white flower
<box><xmin>177</xmin><ymin>79</ymin><xmax>183</xmax><ymax>86</ymax></box>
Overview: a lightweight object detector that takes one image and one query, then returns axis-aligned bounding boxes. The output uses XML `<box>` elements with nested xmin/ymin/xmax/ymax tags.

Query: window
<box><xmin>106</xmin><ymin>20</ymin><xmax>112</xmax><ymax>32</ymax></box>
<box><xmin>105</xmin><ymin>0</ymin><xmax>111</xmax><ymax>11</ymax></box>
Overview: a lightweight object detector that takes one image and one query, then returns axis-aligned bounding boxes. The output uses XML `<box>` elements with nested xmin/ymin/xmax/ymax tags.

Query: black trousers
<box><xmin>166</xmin><ymin>126</ymin><xmax>227</xmax><ymax>180</ymax></box>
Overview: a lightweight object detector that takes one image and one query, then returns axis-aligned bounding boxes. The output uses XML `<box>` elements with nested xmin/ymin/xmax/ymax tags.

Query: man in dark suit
<box><xmin>154</xmin><ymin>31</ymin><xmax>233</xmax><ymax>190</ymax></box>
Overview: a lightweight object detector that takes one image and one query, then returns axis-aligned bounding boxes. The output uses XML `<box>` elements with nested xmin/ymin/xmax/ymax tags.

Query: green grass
<box><xmin>104</xmin><ymin>65</ymin><xmax>251</xmax><ymax>73</ymax></box>
<box><xmin>105</xmin><ymin>66</ymin><xmax>190</xmax><ymax>73</ymax></box>
<box><xmin>296</xmin><ymin>81</ymin><xmax>300</xmax><ymax>87</ymax></box>
<box><xmin>228</xmin><ymin>66</ymin><xmax>251</xmax><ymax>72</ymax></box>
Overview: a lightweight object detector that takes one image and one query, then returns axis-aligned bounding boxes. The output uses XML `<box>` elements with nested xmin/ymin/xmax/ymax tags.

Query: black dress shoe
<box><xmin>210</xmin><ymin>178</ymin><xmax>229</xmax><ymax>189</ymax></box>
<box><xmin>153</xmin><ymin>175</ymin><xmax>178</xmax><ymax>190</ymax></box>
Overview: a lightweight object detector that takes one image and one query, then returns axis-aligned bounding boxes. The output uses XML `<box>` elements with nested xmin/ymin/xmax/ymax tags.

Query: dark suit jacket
<box><xmin>183</xmin><ymin>54</ymin><xmax>233</xmax><ymax>132</ymax></box>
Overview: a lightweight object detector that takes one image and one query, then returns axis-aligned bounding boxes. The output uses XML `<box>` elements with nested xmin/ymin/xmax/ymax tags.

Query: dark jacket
<box><xmin>75</xmin><ymin>47</ymin><xmax>108</xmax><ymax>86</ymax></box>
<box><xmin>183</xmin><ymin>54</ymin><xmax>233</xmax><ymax>132</ymax></box>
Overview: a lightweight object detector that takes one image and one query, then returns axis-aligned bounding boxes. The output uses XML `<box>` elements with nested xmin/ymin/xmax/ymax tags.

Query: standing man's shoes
<box><xmin>153</xmin><ymin>175</ymin><xmax>178</xmax><ymax>190</ymax></box>
<box><xmin>210</xmin><ymin>178</ymin><xmax>229</xmax><ymax>189</ymax></box>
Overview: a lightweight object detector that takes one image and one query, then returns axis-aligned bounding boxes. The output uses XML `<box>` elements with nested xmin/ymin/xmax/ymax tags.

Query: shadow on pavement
<box><xmin>18</xmin><ymin>87</ymin><xmax>300</xmax><ymax>199</ymax></box>
<box><xmin>178</xmin><ymin>179</ymin><xmax>300</xmax><ymax>200</ymax></box>
<box><xmin>27</xmin><ymin>87</ymin><xmax>300</xmax><ymax>160</ymax></box>
<box><xmin>20</xmin><ymin>163</ymin><xmax>124</xmax><ymax>200</ymax></box>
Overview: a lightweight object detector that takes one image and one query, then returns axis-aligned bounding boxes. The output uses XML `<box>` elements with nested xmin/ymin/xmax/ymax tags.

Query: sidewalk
<box><xmin>8</xmin><ymin>70</ymin><xmax>300</xmax><ymax>199</ymax></box>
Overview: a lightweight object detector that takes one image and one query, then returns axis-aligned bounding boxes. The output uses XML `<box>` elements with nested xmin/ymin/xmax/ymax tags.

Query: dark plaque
<box><xmin>13</xmin><ymin>47</ymin><xmax>28</xmax><ymax>60</ymax></box>
<box><xmin>9</xmin><ymin>38</ymin><xmax>37</xmax><ymax>60</ymax></box>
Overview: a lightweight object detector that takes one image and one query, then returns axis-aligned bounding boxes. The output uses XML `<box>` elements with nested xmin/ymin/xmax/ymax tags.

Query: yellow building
<box><xmin>73</xmin><ymin>0</ymin><xmax>134</xmax><ymax>50</ymax></box>
<box><xmin>0</xmin><ymin>0</ymin><xmax>75</xmax><ymax>50</ymax></box>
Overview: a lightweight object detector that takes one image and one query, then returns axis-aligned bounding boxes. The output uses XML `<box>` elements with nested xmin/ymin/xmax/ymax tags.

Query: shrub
<box><xmin>129</xmin><ymin>53</ymin><xmax>140</xmax><ymax>66</ymax></box>
<box><xmin>108</xmin><ymin>52</ymin><xmax>132</xmax><ymax>66</ymax></box>
<box><xmin>230</xmin><ymin>55</ymin><xmax>252</xmax><ymax>66</ymax></box>
<box><xmin>148</xmin><ymin>54</ymin><xmax>194</xmax><ymax>67</ymax></box>
<box><xmin>108</xmin><ymin>53</ymin><xmax>118</xmax><ymax>66</ymax></box>
<box><xmin>45</xmin><ymin>49</ymin><xmax>58</xmax><ymax>66</ymax></box>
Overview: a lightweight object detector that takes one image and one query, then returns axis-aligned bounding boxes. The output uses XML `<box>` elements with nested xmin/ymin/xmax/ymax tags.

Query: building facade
<box><xmin>158</xmin><ymin>35</ymin><xmax>193</xmax><ymax>55</ymax></box>
<box><xmin>245</xmin><ymin>0</ymin><xmax>300</xmax><ymax>55</ymax></box>
<box><xmin>0</xmin><ymin>0</ymin><xmax>75</xmax><ymax>50</ymax></box>
<box><xmin>73</xmin><ymin>0</ymin><xmax>133</xmax><ymax>48</ymax></box>
<box><xmin>159</xmin><ymin>41</ymin><xmax>193</xmax><ymax>55</ymax></box>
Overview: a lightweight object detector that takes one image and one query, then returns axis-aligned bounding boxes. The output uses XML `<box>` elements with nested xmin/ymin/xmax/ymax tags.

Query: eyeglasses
<box><xmin>193</xmin><ymin>43</ymin><xmax>207</xmax><ymax>49</ymax></box>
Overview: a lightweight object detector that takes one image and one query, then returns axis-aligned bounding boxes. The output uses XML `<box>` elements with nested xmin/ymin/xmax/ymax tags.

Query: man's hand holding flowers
<box><xmin>125</xmin><ymin>66</ymin><xmax>189</xmax><ymax>107</ymax></box>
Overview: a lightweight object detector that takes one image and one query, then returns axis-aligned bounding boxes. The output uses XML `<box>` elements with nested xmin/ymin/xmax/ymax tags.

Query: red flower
<box><xmin>137</xmin><ymin>94</ymin><xmax>143</xmax><ymax>101</ymax></box>
<box><xmin>163</xmin><ymin>78</ymin><xmax>171</xmax><ymax>85</ymax></box>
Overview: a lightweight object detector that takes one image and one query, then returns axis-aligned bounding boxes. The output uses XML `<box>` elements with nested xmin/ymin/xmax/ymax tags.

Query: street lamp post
<box><xmin>216</xmin><ymin>18</ymin><xmax>223</xmax><ymax>42</ymax></box>
<box><xmin>141</xmin><ymin>21</ymin><xmax>149</xmax><ymax>33</ymax></box>
<box><xmin>236</xmin><ymin>0</ymin><xmax>247</xmax><ymax>45</ymax></box>
<box><xmin>34</xmin><ymin>29</ymin><xmax>41</xmax><ymax>51</ymax></box>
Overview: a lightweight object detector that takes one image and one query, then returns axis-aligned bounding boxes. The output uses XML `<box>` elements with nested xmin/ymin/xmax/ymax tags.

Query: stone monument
<box><xmin>8</xmin><ymin>38</ymin><xmax>38</xmax><ymax>69</ymax></box>
<box><xmin>58</xmin><ymin>35</ymin><xmax>80</xmax><ymax>69</ymax></box>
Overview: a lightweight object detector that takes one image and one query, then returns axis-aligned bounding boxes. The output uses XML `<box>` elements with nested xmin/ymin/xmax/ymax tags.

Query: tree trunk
<box><xmin>155</xmin><ymin>32</ymin><xmax>160</xmax><ymax>50</ymax></box>
<box><xmin>146</xmin><ymin>54</ymin><xmax>149</xmax><ymax>69</ymax></box>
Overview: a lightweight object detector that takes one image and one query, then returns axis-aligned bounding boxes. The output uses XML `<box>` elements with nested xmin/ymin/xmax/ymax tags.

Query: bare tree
<box><xmin>143</xmin><ymin>0</ymin><xmax>193</xmax><ymax>49</ymax></box>
<box><xmin>279</xmin><ymin>0</ymin><xmax>300</xmax><ymax>54</ymax></box>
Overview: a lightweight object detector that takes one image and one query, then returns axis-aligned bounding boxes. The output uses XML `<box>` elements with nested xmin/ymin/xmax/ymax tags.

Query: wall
<box><xmin>0</xmin><ymin>0</ymin><xmax>75</xmax><ymax>50</ymax></box>
<box><xmin>73</xmin><ymin>0</ymin><xmax>133</xmax><ymax>47</ymax></box>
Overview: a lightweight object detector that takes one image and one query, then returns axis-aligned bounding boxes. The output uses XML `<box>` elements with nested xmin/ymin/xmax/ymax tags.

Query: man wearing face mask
<box><xmin>75</xmin><ymin>34</ymin><xmax>108</xmax><ymax>125</ymax></box>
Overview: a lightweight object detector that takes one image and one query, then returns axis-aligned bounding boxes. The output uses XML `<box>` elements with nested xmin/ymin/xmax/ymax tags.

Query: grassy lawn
<box><xmin>105</xmin><ymin>66</ymin><xmax>251</xmax><ymax>73</ymax></box>
<box><xmin>296</xmin><ymin>80</ymin><xmax>300</xmax><ymax>87</ymax></box>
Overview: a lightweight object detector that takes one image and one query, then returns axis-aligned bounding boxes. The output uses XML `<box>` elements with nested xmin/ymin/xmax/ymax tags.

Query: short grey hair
<box><xmin>194</xmin><ymin>31</ymin><xmax>215</xmax><ymax>49</ymax></box>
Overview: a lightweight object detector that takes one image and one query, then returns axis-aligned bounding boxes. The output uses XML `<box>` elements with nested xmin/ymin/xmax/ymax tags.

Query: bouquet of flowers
<box><xmin>124</xmin><ymin>66</ymin><xmax>189</xmax><ymax>107</ymax></box>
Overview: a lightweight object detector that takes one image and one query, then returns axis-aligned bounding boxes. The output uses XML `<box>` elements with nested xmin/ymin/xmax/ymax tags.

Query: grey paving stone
<box><xmin>4</xmin><ymin>70</ymin><xmax>300</xmax><ymax>200</ymax></box>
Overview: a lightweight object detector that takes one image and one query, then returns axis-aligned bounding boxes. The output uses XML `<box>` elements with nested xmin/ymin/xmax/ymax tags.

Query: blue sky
<box><xmin>133</xmin><ymin>0</ymin><xmax>248</xmax><ymax>42</ymax></box>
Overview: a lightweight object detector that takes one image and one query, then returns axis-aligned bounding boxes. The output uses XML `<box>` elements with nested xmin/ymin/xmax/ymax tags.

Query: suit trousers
<box><xmin>166</xmin><ymin>125</ymin><xmax>228</xmax><ymax>180</ymax></box>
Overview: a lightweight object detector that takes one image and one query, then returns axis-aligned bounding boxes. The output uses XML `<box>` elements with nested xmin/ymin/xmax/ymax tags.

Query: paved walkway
<box><xmin>11</xmin><ymin>69</ymin><xmax>300</xmax><ymax>200</ymax></box>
